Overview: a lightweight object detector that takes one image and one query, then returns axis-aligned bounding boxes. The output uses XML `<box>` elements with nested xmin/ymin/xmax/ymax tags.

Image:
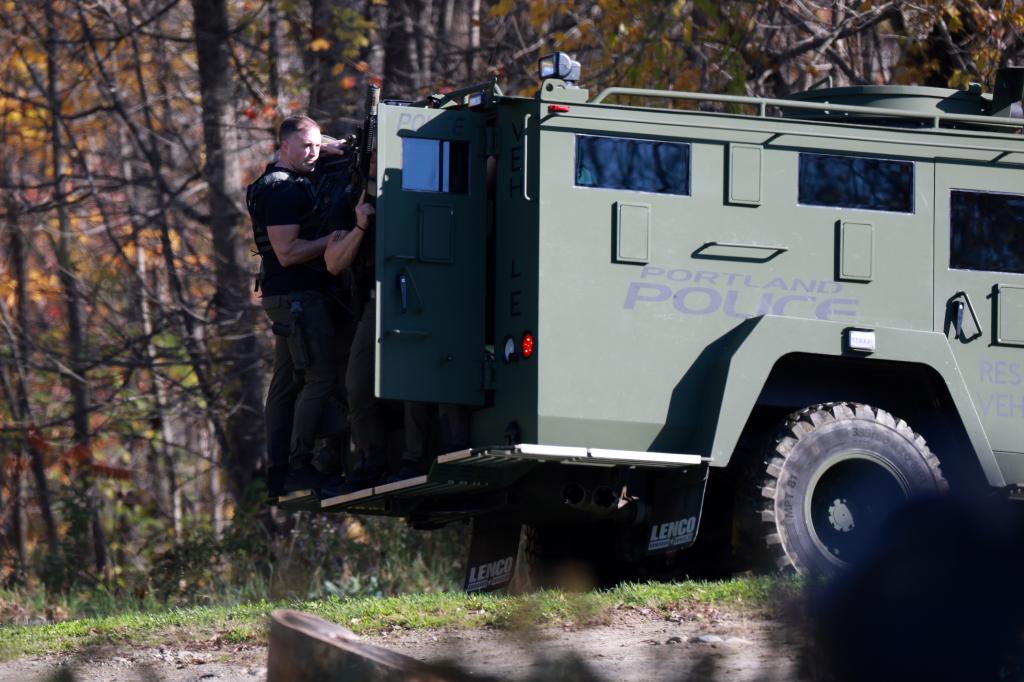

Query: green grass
<box><xmin>0</xmin><ymin>577</ymin><xmax>798</xmax><ymax>662</ymax></box>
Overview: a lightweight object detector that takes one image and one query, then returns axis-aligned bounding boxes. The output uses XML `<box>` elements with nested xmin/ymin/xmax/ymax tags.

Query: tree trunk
<box><xmin>192</xmin><ymin>0</ymin><xmax>266</xmax><ymax>501</ymax></box>
<box><xmin>0</xmin><ymin>368</ymin><xmax>27</xmax><ymax>586</ymax></box>
<box><xmin>44</xmin><ymin>0</ymin><xmax>107</xmax><ymax>576</ymax></box>
<box><xmin>268</xmin><ymin>0</ymin><xmax>281</xmax><ymax>111</ymax></box>
<box><xmin>468</xmin><ymin>0</ymin><xmax>480</xmax><ymax>80</ymax></box>
<box><xmin>418</xmin><ymin>0</ymin><xmax>435</xmax><ymax>91</ymax></box>
<box><xmin>2</xmin><ymin>194</ymin><xmax>60</xmax><ymax>557</ymax></box>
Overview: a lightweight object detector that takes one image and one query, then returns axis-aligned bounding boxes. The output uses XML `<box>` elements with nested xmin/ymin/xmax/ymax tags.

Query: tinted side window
<box><xmin>950</xmin><ymin>189</ymin><xmax>1024</xmax><ymax>274</ymax></box>
<box><xmin>402</xmin><ymin>138</ymin><xmax>469</xmax><ymax>193</ymax></box>
<box><xmin>799</xmin><ymin>153</ymin><xmax>914</xmax><ymax>213</ymax></box>
<box><xmin>575</xmin><ymin>135</ymin><xmax>690</xmax><ymax>195</ymax></box>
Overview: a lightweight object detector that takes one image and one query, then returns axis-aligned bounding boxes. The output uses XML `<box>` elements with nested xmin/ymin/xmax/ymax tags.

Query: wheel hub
<box><xmin>827</xmin><ymin>498</ymin><xmax>855</xmax><ymax>532</ymax></box>
<box><xmin>806</xmin><ymin>453</ymin><xmax>911</xmax><ymax>567</ymax></box>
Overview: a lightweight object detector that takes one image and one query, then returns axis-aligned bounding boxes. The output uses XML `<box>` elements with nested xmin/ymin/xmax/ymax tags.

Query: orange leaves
<box><xmin>242</xmin><ymin>100</ymin><xmax>284</xmax><ymax>121</ymax></box>
<box><xmin>26</xmin><ymin>428</ymin><xmax>49</xmax><ymax>457</ymax></box>
<box><xmin>25</xmin><ymin>427</ymin><xmax>134</xmax><ymax>482</ymax></box>
<box><xmin>309</xmin><ymin>38</ymin><xmax>331</xmax><ymax>53</ymax></box>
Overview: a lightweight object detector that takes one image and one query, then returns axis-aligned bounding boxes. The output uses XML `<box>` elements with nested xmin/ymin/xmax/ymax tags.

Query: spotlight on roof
<box><xmin>538</xmin><ymin>52</ymin><xmax>581</xmax><ymax>86</ymax></box>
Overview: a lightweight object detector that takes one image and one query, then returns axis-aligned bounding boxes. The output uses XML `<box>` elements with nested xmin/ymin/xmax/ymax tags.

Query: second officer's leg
<box><xmin>344</xmin><ymin>300</ymin><xmax>389</xmax><ymax>490</ymax></box>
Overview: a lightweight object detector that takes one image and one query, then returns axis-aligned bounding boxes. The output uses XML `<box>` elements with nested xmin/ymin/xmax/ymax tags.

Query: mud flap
<box><xmin>464</xmin><ymin>515</ymin><xmax>521</xmax><ymax>593</ymax></box>
<box><xmin>642</xmin><ymin>464</ymin><xmax>709</xmax><ymax>556</ymax></box>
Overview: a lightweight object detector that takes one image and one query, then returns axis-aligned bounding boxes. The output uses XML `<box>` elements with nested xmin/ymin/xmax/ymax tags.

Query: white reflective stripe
<box><xmin>434</xmin><ymin>444</ymin><xmax>705</xmax><ymax>468</ymax></box>
<box><xmin>516</xmin><ymin>443</ymin><xmax>588</xmax><ymax>458</ymax></box>
<box><xmin>587</xmin><ymin>449</ymin><xmax>704</xmax><ymax>465</ymax></box>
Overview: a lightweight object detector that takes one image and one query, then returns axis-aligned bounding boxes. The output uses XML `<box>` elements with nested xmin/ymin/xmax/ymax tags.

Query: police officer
<box><xmin>248</xmin><ymin>115</ymin><xmax>351</xmax><ymax>499</ymax></box>
<box><xmin>325</xmin><ymin>150</ymin><xmax>386</xmax><ymax>491</ymax></box>
<box><xmin>325</xmin><ymin>155</ymin><xmax>470</xmax><ymax>491</ymax></box>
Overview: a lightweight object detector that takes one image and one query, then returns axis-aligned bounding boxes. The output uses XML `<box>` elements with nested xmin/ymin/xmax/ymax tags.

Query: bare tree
<box><xmin>192</xmin><ymin>0</ymin><xmax>267</xmax><ymax>500</ymax></box>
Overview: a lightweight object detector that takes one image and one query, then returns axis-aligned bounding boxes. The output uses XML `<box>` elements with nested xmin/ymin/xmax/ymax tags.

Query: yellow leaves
<box><xmin>28</xmin><ymin>265</ymin><xmax>59</xmax><ymax>297</ymax></box>
<box><xmin>944</xmin><ymin>3</ymin><xmax>963</xmax><ymax>32</ymax></box>
<box><xmin>331</xmin><ymin>63</ymin><xmax>345</xmax><ymax>76</ymax></box>
<box><xmin>309</xmin><ymin>37</ymin><xmax>331</xmax><ymax>52</ymax></box>
<box><xmin>3</xmin><ymin>1</ymin><xmax>13</xmax><ymax>12</ymax></box>
<box><xmin>489</xmin><ymin>0</ymin><xmax>518</xmax><ymax>17</ymax></box>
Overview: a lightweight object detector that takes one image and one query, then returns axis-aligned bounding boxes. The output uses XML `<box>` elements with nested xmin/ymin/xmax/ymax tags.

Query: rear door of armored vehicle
<box><xmin>375</xmin><ymin>104</ymin><xmax>490</xmax><ymax>406</ymax></box>
<box><xmin>934</xmin><ymin>160</ymin><xmax>1024</xmax><ymax>482</ymax></box>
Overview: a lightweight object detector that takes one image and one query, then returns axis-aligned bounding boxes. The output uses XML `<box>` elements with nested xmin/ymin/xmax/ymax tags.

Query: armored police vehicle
<box><xmin>313</xmin><ymin>54</ymin><xmax>1024</xmax><ymax>589</ymax></box>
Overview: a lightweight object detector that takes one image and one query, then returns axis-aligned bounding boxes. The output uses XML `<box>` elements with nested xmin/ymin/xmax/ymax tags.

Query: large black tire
<box><xmin>754</xmin><ymin>402</ymin><xmax>948</xmax><ymax>574</ymax></box>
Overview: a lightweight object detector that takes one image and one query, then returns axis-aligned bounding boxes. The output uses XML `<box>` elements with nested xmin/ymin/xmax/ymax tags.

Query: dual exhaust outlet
<box><xmin>562</xmin><ymin>482</ymin><xmax>620</xmax><ymax>511</ymax></box>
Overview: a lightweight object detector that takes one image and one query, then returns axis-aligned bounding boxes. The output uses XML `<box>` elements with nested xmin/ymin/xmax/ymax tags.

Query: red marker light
<box><xmin>521</xmin><ymin>331</ymin><xmax>535</xmax><ymax>359</ymax></box>
<box><xmin>548</xmin><ymin>104</ymin><xmax>570</xmax><ymax>114</ymax></box>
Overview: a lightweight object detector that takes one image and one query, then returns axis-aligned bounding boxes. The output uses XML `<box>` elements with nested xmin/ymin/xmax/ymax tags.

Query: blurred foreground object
<box><xmin>807</xmin><ymin>496</ymin><xmax>1024</xmax><ymax>682</ymax></box>
<box><xmin>268</xmin><ymin>609</ymin><xmax>451</xmax><ymax>681</ymax></box>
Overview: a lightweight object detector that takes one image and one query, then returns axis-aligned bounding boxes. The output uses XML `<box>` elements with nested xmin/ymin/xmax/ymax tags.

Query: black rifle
<box><xmin>353</xmin><ymin>83</ymin><xmax>380</xmax><ymax>204</ymax></box>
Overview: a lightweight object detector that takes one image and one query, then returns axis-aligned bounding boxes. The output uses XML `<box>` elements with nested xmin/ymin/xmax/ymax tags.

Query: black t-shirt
<box><xmin>252</xmin><ymin>167</ymin><xmax>334</xmax><ymax>296</ymax></box>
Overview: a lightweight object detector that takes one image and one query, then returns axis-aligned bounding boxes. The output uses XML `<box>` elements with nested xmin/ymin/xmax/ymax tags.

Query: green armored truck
<box><xmin>312</xmin><ymin>55</ymin><xmax>1024</xmax><ymax>588</ymax></box>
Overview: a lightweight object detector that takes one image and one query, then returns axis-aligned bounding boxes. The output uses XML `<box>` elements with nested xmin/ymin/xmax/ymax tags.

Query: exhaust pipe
<box><xmin>562</xmin><ymin>482</ymin><xmax>588</xmax><ymax>507</ymax></box>
<box><xmin>592</xmin><ymin>485</ymin><xmax>619</xmax><ymax>510</ymax></box>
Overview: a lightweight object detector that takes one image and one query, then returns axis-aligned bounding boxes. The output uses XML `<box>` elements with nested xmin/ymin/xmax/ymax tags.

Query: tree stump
<box><xmin>267</xmin><ymin>609</ymin><xmax>452</xmax><ymax>681</ymax></box>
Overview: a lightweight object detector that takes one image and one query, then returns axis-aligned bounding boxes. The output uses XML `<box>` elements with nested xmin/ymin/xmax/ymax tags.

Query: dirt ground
<box><xmin>0</xmin><ymin>605</ymin><xmax>808</xmax><ymax>682</ymax></box>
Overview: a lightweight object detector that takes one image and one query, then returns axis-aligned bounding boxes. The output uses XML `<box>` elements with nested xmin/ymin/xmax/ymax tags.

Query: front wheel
<box><xmin>754</xmin><ymin>402</ymin><xmax>947</xmax><ymax>574</ymax></box>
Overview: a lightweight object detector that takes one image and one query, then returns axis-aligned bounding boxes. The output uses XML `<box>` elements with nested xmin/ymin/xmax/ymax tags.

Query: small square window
<box><xmin>402</xmin><ymin>138</ymin><xmax>469</xmax><ymax>193</ymax></box>
<box><xmin>950</xmin><ymin>189</ymin><xmax>1024</xmax><ymax>274</ymax></box>
<box><xmin>575</xmin><ymin>135</ymin><xmax>690</xmax><ymax>196</ymax></box>
<box><xmin>798</xmin><ymin>153</ymin><xmax>914</xmax><ymax>213</ymax></box>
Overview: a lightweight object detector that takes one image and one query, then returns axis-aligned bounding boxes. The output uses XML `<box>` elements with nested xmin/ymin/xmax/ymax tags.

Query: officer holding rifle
<box><xmin>247</xmin><ymin>115</ymin><xmax>354</xmax><ymax>499</ymax></box>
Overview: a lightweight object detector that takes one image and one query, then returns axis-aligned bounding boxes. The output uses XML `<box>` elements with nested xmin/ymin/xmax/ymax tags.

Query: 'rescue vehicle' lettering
<box><xmin>466</xmin><ymin>556</ymin><xmax>515</xmax><ymax>591</ymax></box>
<box><xmin>648</xmin><ymin>517</ymin><xmax>698</xmax><ymax>551</ymax></box>
<box><xmin>975</xmin><ymin>392</ymin><xmax>1024</xmax><ymax>418</ymax></box>
<box><xmin>977</xmin><ymin>361</ymin><xmax>1024</xmax><ymax>418</ymax></box>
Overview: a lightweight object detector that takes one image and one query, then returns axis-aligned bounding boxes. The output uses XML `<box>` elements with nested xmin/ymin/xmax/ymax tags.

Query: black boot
<box><xmin>266</xmin><ymin>464</ymin><xmax>289</xmax><ymax>503</ymax></box>
<box><xmin>339</xmin><ymin>452</ymin><xmax>386</xmax><ymax>493</ymax></box>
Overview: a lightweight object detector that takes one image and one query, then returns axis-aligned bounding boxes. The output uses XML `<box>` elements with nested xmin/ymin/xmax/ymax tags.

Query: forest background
<box><xmin>2</xmin><ymin>0</ymin><xmax>1024</xmax><ymax>615</ymax></box>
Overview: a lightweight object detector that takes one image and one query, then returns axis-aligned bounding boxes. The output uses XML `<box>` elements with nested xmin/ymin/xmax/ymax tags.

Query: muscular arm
<box><xmin>325</xmin><ymin>227</ymin><xmax>366</xmax><ymax>275</ymax></box>
<box><xmin>267</xmin><ymin>224</ymin><xmax>329</xmax><ymax>267</ymax></box>
<box><xmin>326</xmin><ymin>192</ymin><xmax>374</xmax><ymax>275</ymax></box>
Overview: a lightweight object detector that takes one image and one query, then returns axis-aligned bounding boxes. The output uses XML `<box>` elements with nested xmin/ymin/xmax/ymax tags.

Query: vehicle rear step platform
<box><xmin>320</xmin><ymin>444</ymin><xmax>704</xmax><ymax>514</ymax></box>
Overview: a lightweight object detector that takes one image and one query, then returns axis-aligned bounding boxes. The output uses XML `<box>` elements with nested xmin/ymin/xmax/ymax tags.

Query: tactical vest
<box><xmin>246</xmin><ymin>165</ymin><xmax>331</xmax><ymax>292</ymax></box>
<box><xmin>246</xmin><ymin>165</ymin><xmax>321</xmax><ymax>257</ymax></box>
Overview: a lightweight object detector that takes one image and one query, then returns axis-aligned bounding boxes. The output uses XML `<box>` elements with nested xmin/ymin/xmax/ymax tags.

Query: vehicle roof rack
<box><xmin>591</xmin><ymin>86</ymin><xmax>1024</xmax><ymax>133</ymax></box>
